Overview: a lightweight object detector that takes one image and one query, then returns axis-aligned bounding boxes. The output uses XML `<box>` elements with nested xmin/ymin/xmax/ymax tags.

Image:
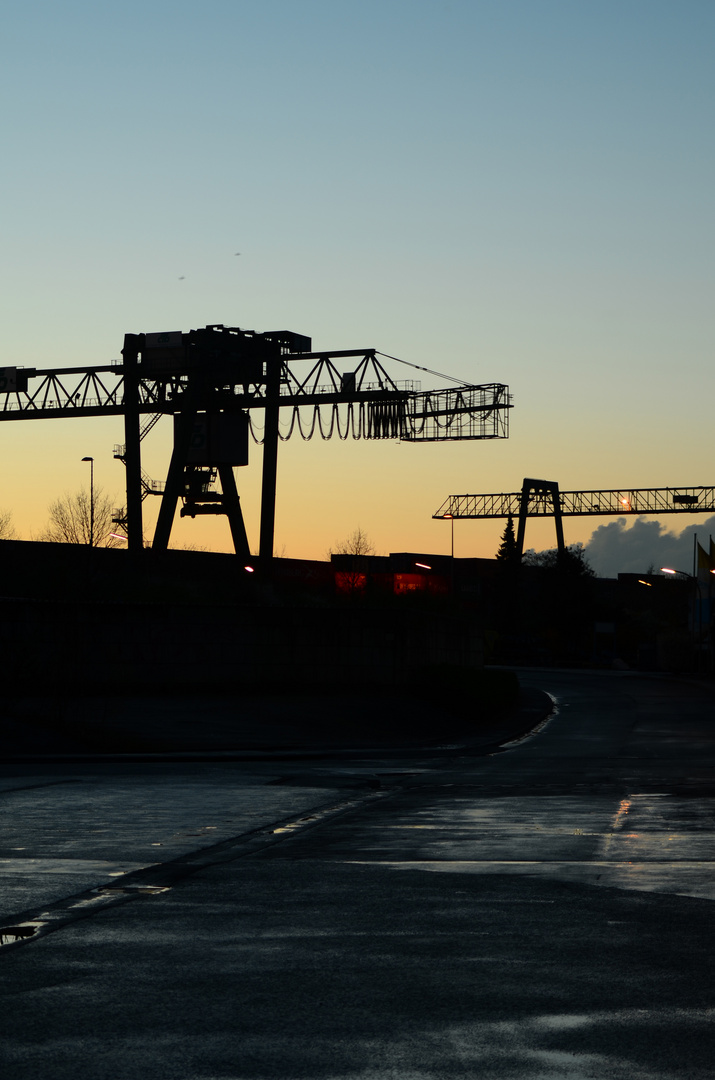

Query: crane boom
<box><xmin>435</xmin><ymin>485</ymin><xmax>715</xmax><ymax>520</ymax></box>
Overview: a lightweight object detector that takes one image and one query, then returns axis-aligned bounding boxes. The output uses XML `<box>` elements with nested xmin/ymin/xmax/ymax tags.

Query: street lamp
<box><xmin>443</xmin><ymin>513</ymin><xmax>454</xmax><ymax>559</ymax></box>
<box><xmin>661</xmin><ymin>567</ymin><xmax>715</xmax><ymax>577</ymax></box>
<box><xmin>443</xmin><ymin>512</ymin><xmax>455</xmax><ymax>593</ymax></box>
<box><xmin>81</xmin><ymin>456</ymin><xmax>94</xmax><ymax>547</ymax></box>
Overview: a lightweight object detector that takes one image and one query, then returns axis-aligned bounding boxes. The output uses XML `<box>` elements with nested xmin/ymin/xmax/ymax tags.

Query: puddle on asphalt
<box><xmin>69</xmin><ymin>894</ymin><xmax>117</xmax><ymax>909</ymax></box>
<box><xmin>392</xmin><ymin>824</ymin><xmax>441</xmax><ymax>829</ymax></box>
<box><xmin>533</xmin><ymin>1013</ymin><xmax>592</xmax><ymax>1030</ymax></box>
<box><xmin>271</xmin><ymin>794</ymin><xmax>383</xmax><ymax>835</ymax></box>
<box><xmin>0</xmin><ymin>922</ymin><xmax>45</xmax><ymax>947</ymax></box>
<box><xmin>94</xmin><ymin>884</ymin><xmax>170</xmax><ymax>896</ymax></box>
<box><xmin>0</xmin><ymin>883</ymin><xmax>171</xmax><ymax>947</ymax></box>
<box><xmin>273</xmin><ymin>815</ymin><xmax>318</xmax><ymax>834</ymax></box>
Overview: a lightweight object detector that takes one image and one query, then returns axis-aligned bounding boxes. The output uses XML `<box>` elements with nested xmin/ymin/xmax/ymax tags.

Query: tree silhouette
<box><xmin>41</xmin><ymin>488</ymin><xmax>124</xmax><ymax>547</ymax></box>
<box><xmin>329</xmin><ymin>526</ymin><xmax>376</xmax><ymax>557</ymax></box>
<box><xmin>495</xmin><ymin>514</ymin><xmax>518</xmax><ymax>563</ymax></box>
<box><xmin>0</xmin><ymin>509</ymin><xmax>17</xmax><ymax>540</ymax></box>
<box><xmin>523</xmin><ymin>542</ymin><xmax>595</xmax><ymax>577</ymax></box>
<box><xmin>329</xmin><ymin>526</ymin><xmax>376</xmax><ymax>596</ymax></box>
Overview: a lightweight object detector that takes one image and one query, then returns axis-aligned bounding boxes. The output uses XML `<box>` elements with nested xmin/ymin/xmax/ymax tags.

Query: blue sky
<box><xmin>2</xmin><ymin>1</ymin><xmax>713</xmax><ymax>565</ymax></box>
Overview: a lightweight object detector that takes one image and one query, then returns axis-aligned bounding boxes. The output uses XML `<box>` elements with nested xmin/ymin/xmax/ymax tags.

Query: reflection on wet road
<box><xmin>253</xmin><ymin>670</ymin><xmax>715</xmax><ymax>903</ymax></box>
<box><xmin>1</xmin><ymin>669</ymin><xmax>714</xmax><ymax>1079</ymax></box>
<box><xmin>343</xmin><ymin>792</ymin><xmax>715</xmax><ymax>899</ymax></box>
<box><xmin>2</xmin><ymin>671</ymin><xmax>715</xmax><ymax>916</ymax></box>
<box><xmin>0</xmin><ymin>770</ymin><xmax>351</xmax><ymax>916</ymax></box>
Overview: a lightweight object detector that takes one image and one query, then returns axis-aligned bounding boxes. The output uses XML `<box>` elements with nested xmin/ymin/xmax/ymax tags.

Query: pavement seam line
<box><xmin>0</xmin><ymin>786</ymin><xmax>398</xmax><ymax>953</ymax></box>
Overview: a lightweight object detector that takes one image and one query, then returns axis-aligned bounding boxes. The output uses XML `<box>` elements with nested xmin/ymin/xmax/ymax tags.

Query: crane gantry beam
<box><xmin>0</xmin><ymin>324</ymin><xmax>511</xmax><ymax>558</ymax></box>
<box><xmin>435</xmin><ymin>485</ymin><xmax>715</xmax><ymax>521</ymax></box>
<box><xmin>434</xmin><ymin>479</ymin><xmax>715</xmax><ymax>558</ymax></box>
<box><xmin>0</xmin><ymin>351</ymin><xmax>510</xmax><ymax>441</ymax></box>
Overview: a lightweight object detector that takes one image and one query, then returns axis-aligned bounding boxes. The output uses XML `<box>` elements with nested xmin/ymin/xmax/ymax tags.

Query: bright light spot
<box><xmin>109</xmin><ymin>533</ymin><xmax>128</xmax><ymax>542</ymax></box>
<box><xmin>244</xmin><ymin>565</ymin><xmax>255</xmax><ymax>573</ymax></box>
<box><xmin>415</xmin><ymin>562</ymin><xmax>431</xmax><ymax>569</ymax></box>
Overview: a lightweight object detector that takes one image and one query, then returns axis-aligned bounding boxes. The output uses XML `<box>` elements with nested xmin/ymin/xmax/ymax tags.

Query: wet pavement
<box><xmin>0</xmin><ymin>768</ymin><xmax>367</xmax><ymax>916</ymax></box>
<box><xmin>1</xmin><ymin>669</ymin><xmax>714</xmax><ymax>1078</ymax></box>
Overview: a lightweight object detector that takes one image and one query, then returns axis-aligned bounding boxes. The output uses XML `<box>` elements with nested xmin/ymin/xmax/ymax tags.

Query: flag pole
<box><xmin>710</xmin><ymin>535</ymin><xmax>714</xmax><ymax>672</ymax></box>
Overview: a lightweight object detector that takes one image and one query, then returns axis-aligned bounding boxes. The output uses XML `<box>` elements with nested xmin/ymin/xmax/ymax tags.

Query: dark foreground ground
<box><xmin>2</xmin><ymin>678</ymin><xmax>540</xmax><ymax>758</ymax></box>
<box><xmin>1</xmin><ymin>669</ymin><xmax>714</xmax><ymax>1079</ymax></box>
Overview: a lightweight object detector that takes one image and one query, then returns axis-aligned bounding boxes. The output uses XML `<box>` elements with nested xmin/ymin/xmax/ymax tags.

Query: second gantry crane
<box><xmin>435</xmin><ymin>478</ymin><xmax>715</xmax><ymax>557</ymax></box>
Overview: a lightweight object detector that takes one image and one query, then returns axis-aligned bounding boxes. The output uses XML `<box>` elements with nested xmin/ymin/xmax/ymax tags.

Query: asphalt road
<box><xmin>1</xmin><ymin>669</ymin><xmax>714</xmax><ymax>1079</ymax></box>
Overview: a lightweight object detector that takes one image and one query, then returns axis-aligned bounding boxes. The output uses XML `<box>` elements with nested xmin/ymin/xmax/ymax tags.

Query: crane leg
<box><xmin>218</xmin><ymin>465</ymin><xmax>251</xmax><ymax>559</ymax></box>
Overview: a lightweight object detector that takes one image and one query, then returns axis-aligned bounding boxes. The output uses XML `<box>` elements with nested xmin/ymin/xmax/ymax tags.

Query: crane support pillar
<box><xmin>152</xmin><ymin>404</ymin><xmax>198</xmax><ymax>551</ymax></box>
<box><xmin>516</xmin><ymin>479</ymin><xmax>564</xmax><ymax>559</ymax></box>
<box><xmin>122</xmin><ymin>335</ymin><xmax>144</xmax><ymax>555</ymax></box>
<box><xmin>217</xmin><ymin>464</ymin><xmax>251</xmax><ymax>559</ymax></box>
<box><xmin>258</xmin><ymin>351</ymin><xmax>281</xmax><ymax>562</ymax></box>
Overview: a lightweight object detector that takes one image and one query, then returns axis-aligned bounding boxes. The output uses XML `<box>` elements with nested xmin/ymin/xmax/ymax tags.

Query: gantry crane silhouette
<box><xmin>0</xmin><ymin>324</ymin><xmax>511</xmax><ymax>558</ymax></box>
<box><xmin>435</xmin><ymin>478</ymin><xmax>715</xmax><ymax>558</ymax></box>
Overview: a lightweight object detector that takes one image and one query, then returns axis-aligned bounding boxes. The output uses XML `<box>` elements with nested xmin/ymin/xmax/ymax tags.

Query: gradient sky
<box><xmin>2</xmin><ymin>1</ymin><xmax>713</xmax><ymax>565</ymax></box>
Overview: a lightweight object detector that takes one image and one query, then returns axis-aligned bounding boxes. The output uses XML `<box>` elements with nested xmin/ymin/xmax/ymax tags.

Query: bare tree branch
<box><xmin>328</xmin><ymin>526</ymin><xmax>376</xmax><ymax>558</ymax></box>
<box><xmin>40</xmin><ymin>488</ymin><xmax>124</xmax><ymax>547</ymax></box>
<box><xmin>0</xmin><ymin>509</ymin><xmax>17</xmax><ymax>540</ymax></box>
<box><xmin>329</xmin><ymin>526</ymin><xmax>376</xmax><ymax>596</ymax></box>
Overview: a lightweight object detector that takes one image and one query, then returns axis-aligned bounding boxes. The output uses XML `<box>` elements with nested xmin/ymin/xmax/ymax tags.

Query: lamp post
<box><xmin>443</xmin><ymin>513</ymin><xmax>454</xmax><ymax>558</ymax></box>
<box><xmin>443</xmin><ymin>512</ymin><xmax>454</xmax><ymax>593</ymax></box>
<box><xmin>82</xmin><ymin>456</ymin><xmax>94</xmax><ymax>547</ymax></box>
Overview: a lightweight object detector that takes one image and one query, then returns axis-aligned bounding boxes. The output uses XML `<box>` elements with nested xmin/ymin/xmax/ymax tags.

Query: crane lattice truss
<box><xmin>0</xmin><ymin>324</ymin><xmax>511</xmax><ymax>557</ymax></box>
<box><xmin>434</xmin><ymin>479</ymin><xmax>715</xmax><ymax>558</ymax></box>
<box><xmin>0</xmin><ymin>352</ymin><xmax>509</xmax><ymax>443</ymax></box>
<box><xmin>435</xmin><ymin>485</ymin><xmax>715</xmax><ymax>520</ymax></box>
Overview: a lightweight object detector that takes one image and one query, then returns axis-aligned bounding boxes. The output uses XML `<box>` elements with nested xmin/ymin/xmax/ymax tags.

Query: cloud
<box><xmin>584</xmin><ymin>516</ymin><xmax>715</xmax><ymax>577</ymax></box>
